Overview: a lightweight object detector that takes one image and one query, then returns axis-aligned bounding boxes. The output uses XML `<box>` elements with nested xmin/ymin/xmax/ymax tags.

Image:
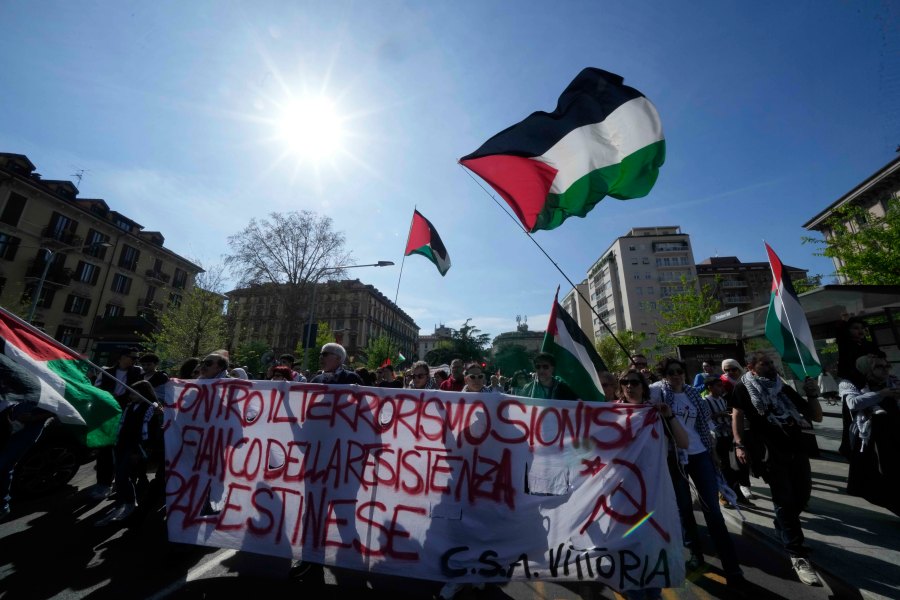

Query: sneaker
<box><xmin>791</xmin><ymin>557</ymin><xmax>821</xmax><ymax>586</ymax></box>
<box><xmin>739</xmin><ymin>485</ymin><xmax>754</xmax><ymax>499</ymax></box>
<box><xmin>0</xmin><ymin>505</ymin><xmax>10</xmax><ymax>522</ymax></box>
<box><xmin>109</xmin><ymin>503</ymin><xmax>136</xmax><ymax>522</ymax></box>
<box><xmin>719</xmin><ymin>493</ymin><xmax>728</xmax><ymax>506</ymax></box>
<box><xmin>87</xmin><ymin>484</ymin><xmax>112</xmax><ymax>501</ymax></box>
<box><xmin>438</xmin><ymin>582</ymin><xmax>466</xmax><ymax>599</ymax></box>
<box><xmin>686</xmin><ymin>554</ymin><xmax>706</xmax><ymax>572</ymax></box>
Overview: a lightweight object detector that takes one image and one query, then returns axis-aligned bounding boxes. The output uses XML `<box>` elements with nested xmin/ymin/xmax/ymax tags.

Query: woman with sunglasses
<box><xmin>407</xmin><ymin>360</ymin><xmax>436</xmax><ymax>390</ymax></box>
<box><xmin>649</xmin><ymin>357</ymin><xmax>745</xmax><ymax>588</ymax></box>
<box><xmin>461</xmin><ymin>362</ymin><xmax>497</xmax><ymax>393</ymax></box>
<box><xmin>618</xmin><ymin>369</ymin><xmax>688</xmax><ymax>600</ymax></box>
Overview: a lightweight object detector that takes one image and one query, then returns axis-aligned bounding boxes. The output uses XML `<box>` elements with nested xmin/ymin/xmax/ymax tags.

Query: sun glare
<box><xmin>278</xmin><ymin>97</ymin><xmax>345</xmax><ymax>161</ymax></box>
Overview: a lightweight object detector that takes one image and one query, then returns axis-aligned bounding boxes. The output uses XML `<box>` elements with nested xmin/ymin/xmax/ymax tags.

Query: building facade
<box><xmin>586</xmin><ymin>226</ymin><xmax>697</xmax><ymax>344</ymax></box>
<box><xmin>226</xmin><ymin>278</ymin><xmax>419</xmax><ymax>364</ymax></box>
<box><xmin>491</xmin><ymin>316</ymin><xmax>544</xmax><ymax>356</ymax></box>
<box><xmin>696</xmin><ymin>256</ymin><xmax>809</xmax><ymax>310</ymax></box>
<box><xmin>803</xmin><ymin>155</ymin><xmax>900</xmax><ymax>283</ymax></box>
<box><xmin>418</xmin><ymin>324</ymin><xmax>453</xmax><ymax>361</ymax></box>
<box><xmin>0</xmin><ymin>152</ymin><xmax>202</xmax><ymax>360</ymax></box>
<box><xmin>562</xmin><ymin>280</ymin><xmax>593</xmax><ymax>341</ymax></box>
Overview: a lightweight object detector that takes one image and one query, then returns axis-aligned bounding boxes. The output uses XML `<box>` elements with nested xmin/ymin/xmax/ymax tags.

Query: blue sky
<box><xmin>2</xmin><ymin>1</ymin><xmax>898</xmax><ymax>340</ymax></box>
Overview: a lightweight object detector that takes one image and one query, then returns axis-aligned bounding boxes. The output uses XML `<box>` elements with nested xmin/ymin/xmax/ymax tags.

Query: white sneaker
<box><xmin>87</xmin><ymin>484</ymin><xmax>112</xmax><ymax>501</ymax></box>
<box><xmin>438</xmin><ymin>582</ymin><xmax>466</xmax><ymax>599</ymax></box>
<box><xmin>95</xmin><ymin>503</ymin><xmax>135</xmax><ymax>526</ymax></box>
<box><xmin>791</xmin><ymin>557</ymin><xmax>820</xmax><ymax>586</ymax></box>
<box><xmin>739</xmin><ymin>485</ymin><xmax>754</xmax><ymax>499</ymax></box>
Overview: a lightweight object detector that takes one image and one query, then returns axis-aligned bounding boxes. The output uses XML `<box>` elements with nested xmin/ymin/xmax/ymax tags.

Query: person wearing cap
<box><xmin>720</xmin><ymin>358</ymin><xmax>743</xmax><ymax>394</ymax></box>
<box><xmin>139</xmin><ymin>353</ymin><xmax>169</xmax><ymax>401</ymax></box>
<box><xmin>310</xmin><ymin>343</ymin><xmax>362</xmax><ymax>385</ymax></box>
<box><xmin>279</xmin><ymin>354</ymin><xmax>306</xmax><ymax>382</ymax></box>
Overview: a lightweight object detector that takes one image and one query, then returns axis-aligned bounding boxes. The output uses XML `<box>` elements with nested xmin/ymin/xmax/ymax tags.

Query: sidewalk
<box><xmin>721</xmin><ymin>411</ymin><xmax>900</xmax><ymax>600</ymax></box>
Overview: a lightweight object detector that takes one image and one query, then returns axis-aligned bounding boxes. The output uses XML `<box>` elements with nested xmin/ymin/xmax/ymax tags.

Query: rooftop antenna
<box><xmin>71</xmin><ymin>168</ymin><xmax>89</xmax><ymax>187</ymax></box>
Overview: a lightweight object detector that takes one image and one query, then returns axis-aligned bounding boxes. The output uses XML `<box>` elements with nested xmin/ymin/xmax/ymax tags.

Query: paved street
<box><xmin>4</xmin><ymin>415</ymin><xmax>891</xmax><ymax>600</ymax></box>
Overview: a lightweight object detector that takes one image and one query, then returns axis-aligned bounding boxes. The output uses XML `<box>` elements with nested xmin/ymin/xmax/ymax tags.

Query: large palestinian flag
<box><xmin>460</xmin><ymin>68</ymin><xmax>665</xmax><ymax>233</ymax></box>
<box><xmin>542</xmin><ymin>290</ymin><xmax>608</xmax><ymax>401</ymax></box>
<box><xmin>0</xmin><ymin>307</ymin><xmax>121</xmax><ymax>447</ymax></box>
<box><xmin>764</xmin><ymin>243</ymin><xmax>822</xmax><ymax>379</ymax></box>
<box><xmin>404</xmin><ymin>209</ymin><xmax>451</xmax><ymax>276</ymax></box>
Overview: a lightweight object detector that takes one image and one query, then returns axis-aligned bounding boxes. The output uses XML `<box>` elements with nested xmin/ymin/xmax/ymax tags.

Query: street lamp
<box><xmin>27</xmin><ymin>241</ymin><xmax>113</xmax><ymax>323</ymax></box>
<box><xmin>301</xmin><ymin>260</ymin><xmax>395</xmax><ymax>370</ymax></box>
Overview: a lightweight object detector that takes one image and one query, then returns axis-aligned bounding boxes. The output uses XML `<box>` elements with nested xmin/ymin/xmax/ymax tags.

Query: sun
<box><xmin>277</xmin><ymin>96</ymin><xmax>345</xmax><ymax>161</ymax></box>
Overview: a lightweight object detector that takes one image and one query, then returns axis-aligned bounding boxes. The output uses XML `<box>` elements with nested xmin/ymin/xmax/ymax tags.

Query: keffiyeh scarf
<box><xmin>741</xmin><ymin>371</ymin><xmax>809</xmax><ymax>430</ymax></box>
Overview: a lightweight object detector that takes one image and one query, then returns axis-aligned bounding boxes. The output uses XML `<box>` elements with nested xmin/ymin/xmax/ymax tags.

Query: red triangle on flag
<box><xmin>380</xmin><ymin>358</ymin><xmax>392</xmax><ymax>368</ymax></box>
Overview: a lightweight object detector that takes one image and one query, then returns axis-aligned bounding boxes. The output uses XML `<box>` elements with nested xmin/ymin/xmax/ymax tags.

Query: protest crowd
<box><xmin>2</xmin><ymin>307</ymin><xmax>898</xmax><ymax>600</ymax></box>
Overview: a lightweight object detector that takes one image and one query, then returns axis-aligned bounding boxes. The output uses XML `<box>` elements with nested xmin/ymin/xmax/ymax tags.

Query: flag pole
<box><xmin>1</xmin><ymin>306</ymin><xmax>155</xmax><ymax>407</ymax></box>
<box><xmin>384</xmin><ymin>208</ymin><xmax>416</xmax><ymax>365</ymax></box>
<box><xmin>459</xmin><ymin>165</ymin><xmax>637</xmax><ymax>366</ymax></box>
<box><xmin>763</xmin><ymin>241</ymin><xmax>810</xmax><ymax>378</ymax></box>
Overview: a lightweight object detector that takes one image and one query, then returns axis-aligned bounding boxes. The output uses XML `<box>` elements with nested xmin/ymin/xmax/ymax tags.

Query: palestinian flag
<box><xmin>541</xmin><ymin>289</ymin><xmax>608</xmax><ymax>401</ymax></box>
<box><xmin>404</xmin><ymin>210</ymin><xmax>451</xmax><ymax>275</ymax></box>
<box><xmin>0</xmin><ymin>307</ymin><xmax>121</xmax><ymax>447</ymax></box>
<box><xmin>460</xmin><ymin>68</ymin><xmax>665</xmax><ymax>232</ymax></box>
<box><xmin>764</xmin><ymin>243</ymin><xmax>822</xmax><ymax>379</ymax></box>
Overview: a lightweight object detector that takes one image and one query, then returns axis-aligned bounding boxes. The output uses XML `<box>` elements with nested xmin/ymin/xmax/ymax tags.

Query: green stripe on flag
<box><xmin>535</xmin><ymin>140</ymin><xmax>666</xmax><ymax>232</ymax></box>
<box><xmin>542</xmin><ymin>336</ymin><xmax>605</xmax><ymax>402</ymax></box>
<box><xmin>47</xmin><ymin>359</ymin><xmax>121</xmax><ymax>447</ymax></box>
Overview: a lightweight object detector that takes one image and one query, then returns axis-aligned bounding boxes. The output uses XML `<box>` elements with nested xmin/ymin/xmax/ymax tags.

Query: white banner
<box><xmin>162</xmin><ymin>380</ymin><xmax>685</xmax><ymax>591</ymax></box>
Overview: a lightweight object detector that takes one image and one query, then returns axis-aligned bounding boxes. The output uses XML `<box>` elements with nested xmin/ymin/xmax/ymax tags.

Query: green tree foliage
<box><xmin>493</xmin><ymin>344</ymin><xmax>535</xmax><ymax>376</ymax></box>
<box><xmin>803</xmin><ymin>199</ymin><xmax>899</xmax><ymax>284</ymax></box>
<box><xmin>595</xmin><ymin>330</ymin><xmax>647</xmax><ymax>375</ymax></box>
<box><xmin>449</xmin><ymin>319</ymin><xmax>491</xmax><ymax>362</ymax></box>
<box><xmin>365</xmin><ymin>335</ymin><xmax>399</xmax><ymax>370</ymax></box>
<box><xmin>424</xmin><ymin>340</ymin><xmax>456</xmax><ymax>366</ymax></box>
<box><xmin>655</xmin><ymin>276</ymin><xmax>723</xmax><ymax>355</ymax></box>
<box><xmin>296</xmin><ymin>321</ymin><xmax>333</xmax><ymax>373</ymax></box>
<box><xmin>792</xmin><ymin>274</ymin><xmax>823</xmax><ymax>294</ymax></box>
<box><xmin>143</xmin><ymin>267</ymin><xmax>226</xmax><ymax>363</ymax></box>
<box><xmin>232</xmin><ymin>340</ymin><xmax>270</xmax><ymax>379</ymax></box>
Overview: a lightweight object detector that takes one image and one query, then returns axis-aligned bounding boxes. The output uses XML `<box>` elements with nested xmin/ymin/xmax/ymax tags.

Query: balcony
<box><xmin>25</xmin><ymin>261</ymin><xmax>73</xmax><ymax>286</ymax></box>
<box><xmin>653</xmin><ymin>242</ymin><xmax>688</xmax><ymax>253</ymax></box>
<box><xmin>139</xmin><ymin>300</ymin><xmax>165</xmax><ymax>313</ymax></box>
<box><xmin>722</xmin><ymin>295</ymin><xmax>752</xmax><ymax>304</ymax></box>
<box><xmin>720</xmin><ymin>280</ymin><xmax>748</xmax><ymax>288</ymax></box>
<box><xmin>40</xmin><ymin>227</ymin><xmax>82</xmax><ymax>249</ymax></box>
<box><xmin>145</xmin><ymin>269</ymin><xmax>171</xmax><ymax>284</ymax></box>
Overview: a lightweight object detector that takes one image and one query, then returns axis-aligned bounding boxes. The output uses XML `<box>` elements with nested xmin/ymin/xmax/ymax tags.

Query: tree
<box><xmin>232</xmin><ymin>340</ymin><xmax>271</xmax><ymax>379</ymax></box>
<box><xmin>595</xmin><ymin>330</ymin><xmax>647</xmax><ymax>375</ymax></box>
<box><xmin>803</xmin><ymin>199</ymin><xmax>900</xmax><ymax>284</ymax></box>
<box><xmin>365</xmin><ymin>335</ymin><xmax>399</xmax><ymax>370</ymax></box>
<box><xmin>449</xmin><ymin>319</ymin><xmax>491</xmax><ymax>362</ymax></box>
<box><xmin>225</xmin><ymin>211</ymin><xmax>352</xmax><ymax>351</ymax></box>
<box><xmin>793</xmin><ymin>274</ymin><xmax>823</xmax><ymax>294</ymax></box>
<box><xmin>295</xmin><ymin>321</ymin><xmax>333</xmax><ymax>373</ymax></box>
<box><xmin>493</xmin><ymin>344</ymin><xmax>535</xmax><ymax>376</ymax></box>
<box><xmin>654</xmin><ymin>276</ymin><xmax>723</xmax><ymax>355</ymax></box>
<box><xmin>143</xmin><ymin>266</ymin><xmax>227</xmax><ymax>362</ymax></box>
<box><xmin>424</xmin><ymin>340</ymin><xmax>457</xmax><ymax>366</ymax></box>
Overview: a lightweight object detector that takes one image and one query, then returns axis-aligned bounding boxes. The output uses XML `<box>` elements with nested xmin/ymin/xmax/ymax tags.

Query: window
<box><xmin>74</xmin><ymin>261</ymin><xmax>100</xmax><ymax>285</ymax></box>
<box><xmin>111</xmin><ymin>273</ymin><xmax>132</xmax><ymax>294</ymax></box>
<box><xmin>0</xmin><ymin>233</ymin><xmax>20</xmax><ymax>260</ymax></box>
<box><xmin>23</xmin><ymin>284</ymin><xmax>56</xmax><ymax>309</ymax></box>
<box><xmin>633</xmin><ymin>273</ymin><xmax>641</xmax><ymax>280</ymax></box>
<box><xmin>63</xmin><ymin>294</ymin><xmax>91</xmax><ymax>316</ymax></box>
<box><xmin>173</xmin><ymin>268</ymin><xmax>187</xmax><ymax>289</ymax></box>
<box><xmin>628</xmin><ymin>245</ymin><xmax>636</xmax><ymax>251</ymax></box>
<box><xmin>115</xmin><ymin>216</ymin><xmax>131</xmax><ymax>232</ymax></box>
<box><xmin>48</xmin><ymin>212</ymin><xmax>78</xmax><ymax>240</ymax></box>
<box><xmin>645</xmin><ymin>272</ymin><xmax>652</xmax><ymax>279</ymax></box>
<box><xmin>642</xmin><ymin>257</ymin><xmax>650</xmax><ymax>264</ymax></box>
<box><xmin>0</xmin><ymin>192</ymin><xmax>27</xmax><ymax>226</ymax></box>
<box><xmin>169</xmin><ymin>293</ymin><xmax>183</xmax><ymax>307</ymax></box>
<box><xmin>146</xmin><ymin>285</ymin><xmax>157</xmax><ymax>302</ymax></box>
<box><xmin>84</xmin><ymin>230</ymin><xmax>110</xmax><ymax>259</ymax></box>
<box><xmin>636</xmin><ymin>287</ymin><xmax>643</xmax><ymax>295</ymax></box>
<box><xmin>55</xmin><ymin>326</ymin><xmax>82</xmax><ymax>346</ymax></box>
<box><xmin>118</xmin><ymin>245</ymin><xmax>140</xmax><ymax>271</ymax></box>
<box><xmin>631</xmin><ymin>259</ymin><xmax>639</xmax><ymax>265</ymax></box>
<box><xmin>104</xmin><ymin>304</ymin><xmax>125</xmax><ymax>318</ymax></box>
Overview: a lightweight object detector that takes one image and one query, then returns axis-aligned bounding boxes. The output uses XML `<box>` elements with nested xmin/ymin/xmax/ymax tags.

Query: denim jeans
<box><xmin>764</xmin><ymin>448</ymin><xmax>811</xmax><ymax>557</ymax></box>
<box><xmin>670</xmin><ymin>450</ymin><xmax>742</xmax><ymax>577</ymax></box>
<box><xmin>0</xmin><ymin>417</ymin><xmax>47</xmax><ymax>511</ymax></box>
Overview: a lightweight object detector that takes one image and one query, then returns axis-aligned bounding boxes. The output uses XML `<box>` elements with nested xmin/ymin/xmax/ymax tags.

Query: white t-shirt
<box><xmin>650</xmin><ymin>384</ymin><xmax>706</xmax><ymax>455</ymax></box>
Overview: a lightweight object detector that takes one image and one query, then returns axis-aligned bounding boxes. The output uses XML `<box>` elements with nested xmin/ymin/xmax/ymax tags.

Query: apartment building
<box><xmin>226</xmin><ymin>278</ymin><xmax>419</xmax><ymax>364</ymax></box>
<box><xmin>803</xmin><ymin>155</ymin><xmax>900</xmax><ymax>283</ymax></box>
<box><xmin>696</xmin><ymin>256</ymin><xmax>808</xmax><ymax>310</ymax></box>
<box><xmin>586</xmin><ymin>226</ymin><xmax>697</xmax><ymax>343</ymax></box>
<box><xmin>418</xmin><ymin>324</ymin><xmax>453</xmax><ymax>361</ymax></box>
<box><xmin>562</xmin><ymin>280</ymin><xmax>593</xmax><ymax>341</ymax></box>
<box><xmin>0</xmin><ymin>152</ymin><xmax>202</xmax><ymax>359</ymax></box>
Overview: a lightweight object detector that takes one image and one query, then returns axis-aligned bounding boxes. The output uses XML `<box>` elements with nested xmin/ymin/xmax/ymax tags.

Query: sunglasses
<box><xmin>535</xmin><ymin>364</ymin><xmax>552</xmax><ymax>370</ymax></box>
<box><xmin>201</xmin><ymin>359</ymin><xmax>216</xmax><ymax>367</ymax></box>
<box><xmin>413</xmin><ymin>373</ymin><xmax>428</xmax><ymax>379</ymax></box>
<box><xmin>666</xmin><ymin>368</ymin><xmax>684</xmax><ymax>376</ymax></box>
<box><xmin>726</xmin><ymin>367</ymin><xmax>741</xmax><ymax>372</ymax></box>
<box><xmin>467</xmin><ymin>373</ymin><xmax>484</xmax><ymax>379</ymax></box>
<box><xmin>620</xmin><ymin>379</ymin><xmax>642</xmax><ymax>386</ymax></box>
<box><xmin>320</xmin><ymin>351</ymin><xmax>333</xmax><ymax>357</ymax></box>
